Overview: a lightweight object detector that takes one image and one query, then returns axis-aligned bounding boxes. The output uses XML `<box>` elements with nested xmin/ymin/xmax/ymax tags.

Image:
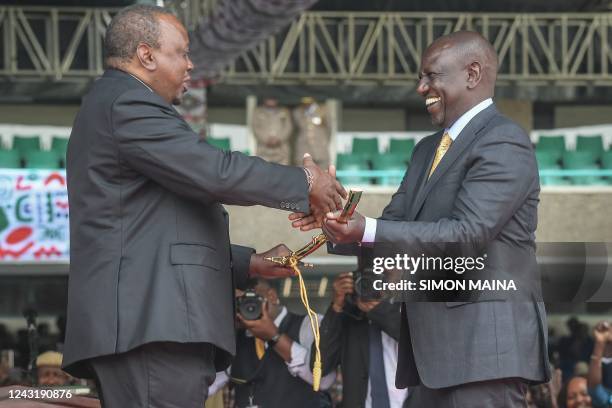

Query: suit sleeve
<box><xmin>375</xmin><ymin>124</ymin><xmax>537</xmax><ymax>251</ymax></box>
<box><xmin>230</xmin><ymin>244</ymin><xmax>254</xmax><ymax>290</ymax></box>
<box><xmin>312</xmin><ymin>305</ymin><xmax>344</xmax><ymax>376</ymax></box>
<box><xmin>367</xmin><ymin>301</ymin><xmax>401</xmax><ymax>341</ymax></box>
<box><xmin>112</xmin><ymin>89</ymin><xmax>309</xmax><ymax>211</ymax></box>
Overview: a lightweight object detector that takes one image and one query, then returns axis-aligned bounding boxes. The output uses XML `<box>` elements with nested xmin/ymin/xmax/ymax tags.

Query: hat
<box><xmin>36</xmin><ymin>351</ymin><xmax>63</xmax><ymax>368</ymax></box>
<box><xmin>301</xmin><ymin>96</ymin><xmax>315</xmax><ymax>104</ymax></box>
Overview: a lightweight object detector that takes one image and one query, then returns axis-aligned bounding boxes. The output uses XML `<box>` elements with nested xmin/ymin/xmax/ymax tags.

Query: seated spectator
<box><xmin>36</xmin><ymin>351</ymin><xmax>71</xmax><ymax>386</ymax></box>
<box><xmin>588</xmin><ymin>321</ymin><xmax>612</xmax><ymax>408</ymax></box>
<box><xmin>559</xmin><ymin>376</ymin><xmax>593</xmax><ymax>408</ymax></box>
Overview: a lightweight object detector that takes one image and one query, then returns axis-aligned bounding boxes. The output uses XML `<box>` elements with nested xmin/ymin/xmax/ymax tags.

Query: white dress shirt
<box><xmin>364</xmin><ymin>330</ymin><xmax>409</xmax><ymax>408</ymax></box>
<box><xmin>362</xmin><ymin>98</ymin><xmax>494</xmax><ymax>243</ymax></box>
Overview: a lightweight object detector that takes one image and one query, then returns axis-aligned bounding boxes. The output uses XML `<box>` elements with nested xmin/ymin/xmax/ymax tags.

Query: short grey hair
<box><xmin>104</xmin><ymin>4</ymin><xmax>175</xmax><ymax>66</ymax></box>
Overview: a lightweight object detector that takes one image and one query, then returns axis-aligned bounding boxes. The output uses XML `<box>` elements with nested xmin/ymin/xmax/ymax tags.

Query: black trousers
<box><xmin>404</xmin><ymin>378</ymin><xmax>529</xmax><ymax>408</ymax></box>
<box><xmin>91</xmin><ymin>342</ymin><xmax>216</xmax><ymax>408</ymax></box>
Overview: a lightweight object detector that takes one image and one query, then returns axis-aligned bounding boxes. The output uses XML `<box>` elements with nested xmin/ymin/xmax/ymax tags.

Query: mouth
<box><xmin>425</xmin><ymin>96</ymin><xmax>441</xmax><ymax>108</ymax></box>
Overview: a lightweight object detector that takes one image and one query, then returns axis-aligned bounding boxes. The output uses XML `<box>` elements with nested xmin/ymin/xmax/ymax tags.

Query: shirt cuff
<box><xmin>361</xmin><ymin>217</ymin><xmax>377</xmax><ymax>243</ymax></box>
<box><xmin>286</xmin><ymin>341</ymin><xmax>308</xmax><ymax>373</ymax></box>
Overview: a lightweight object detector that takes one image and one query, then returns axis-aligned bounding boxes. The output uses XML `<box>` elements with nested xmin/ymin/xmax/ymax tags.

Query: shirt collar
<box><xmin>445</xmin><ymin>98</ymin><xmax>493</xmax><ymax>141</ymax></box>
<box><xmin>273</xmin><ymin>305</ymin><xmax>287</xmax><ymax>327</ymax></box>
<box><xmin>126</xmin><ymin>72</ymin><xmax>153</xmax><ymax>93</ymax></box>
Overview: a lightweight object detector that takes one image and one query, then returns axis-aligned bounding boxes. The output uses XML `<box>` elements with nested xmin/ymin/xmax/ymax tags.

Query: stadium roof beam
<box><xmin>0</xmin><ymin>7</ymin><xmax>611</xmax><ymax>87</ymax></box>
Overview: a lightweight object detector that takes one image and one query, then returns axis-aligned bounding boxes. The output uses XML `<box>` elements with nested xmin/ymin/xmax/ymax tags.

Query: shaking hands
<box><xmin>302</xmin><ymin>153</ymin><xmax>347</xmax><ymax>224</ymax></box>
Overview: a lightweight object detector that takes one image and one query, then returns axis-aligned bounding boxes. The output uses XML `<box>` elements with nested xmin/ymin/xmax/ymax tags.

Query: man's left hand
<box><xmin>249</xmin><ymin>244</ymin><xmax>295</xmax><ymax>279</ymax></box>
<box><xmin>238</xmin><ymin>300</ymin><xmax>279</xmax><ymax>341</ymax></box>
<box><xmin>322</xmin><ymin>210</ymin><xmax>366</xmax><ymax>244</ymax></box>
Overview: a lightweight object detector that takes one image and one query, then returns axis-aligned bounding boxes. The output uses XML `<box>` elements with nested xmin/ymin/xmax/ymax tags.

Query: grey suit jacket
<box><xmin>62</xmin><ymin>69</ymin><xmax>309</xmax><ymax>378</ymax></box>
<box><xmin>375</xmin><ymin>105</ymin><xmax>551</xmax><ymax>389</ymax></box>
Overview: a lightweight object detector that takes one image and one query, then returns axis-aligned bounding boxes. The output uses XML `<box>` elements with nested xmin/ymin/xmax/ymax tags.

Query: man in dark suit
<box><xmin>293</xmin><ymin>31</ymin><xmax>550</xmax><ymax>407</ymax></box>
<box><xmin>317</xmin><ymin>272</ymin><xmax>406</xmax><ymax>408</ymax></box>
<box><xmin>62</xmin><ymin>5</ymin><xmax>344</xmax><ymax>408</ymax></box>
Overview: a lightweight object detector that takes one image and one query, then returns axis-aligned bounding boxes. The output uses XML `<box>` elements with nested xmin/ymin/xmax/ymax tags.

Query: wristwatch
<box><xmin>267</xmin><ymin>333</ymin><xmax>281</xmax><ymax>347</ymax></box>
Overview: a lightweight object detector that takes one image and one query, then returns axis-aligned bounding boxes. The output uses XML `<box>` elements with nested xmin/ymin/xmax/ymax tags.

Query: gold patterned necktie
<box><xmin>428</xmin><ymin>132</ymin><xmax>453</xmax><ymax>178</ymax></box>
<box><xmin>255</xmin><ymin>337</ymin><xmax>265</xmax><ymax>360</ymax></box>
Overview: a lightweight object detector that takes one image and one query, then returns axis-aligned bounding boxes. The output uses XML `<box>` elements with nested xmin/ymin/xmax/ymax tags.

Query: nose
<box><xmin>186</xmin><ymin>55</ymin><xmax>194</xmax><ymax>72</ymax></box>
<box><xmin>416</xmin><ymin>78</ymin><xmax>429</xmax><ymax>96</ymax></box>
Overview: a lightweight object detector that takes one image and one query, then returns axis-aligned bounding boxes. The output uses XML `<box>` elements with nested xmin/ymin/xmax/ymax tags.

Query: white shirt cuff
<box><xmin>362</xmin><ymin>217</ymin><xmax>377</xmax><ymax>243</ymax></box>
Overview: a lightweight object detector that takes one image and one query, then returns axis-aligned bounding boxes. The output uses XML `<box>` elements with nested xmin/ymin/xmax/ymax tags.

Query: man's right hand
<box><xmin>331</xmin><ymin>272</ymin><xmax>354</xmax><ymax>313</ymax></box>
<box><xmin>303</xmin><ymin>153</ymin><xmax>346</xmax><ymax>222</ymax></box>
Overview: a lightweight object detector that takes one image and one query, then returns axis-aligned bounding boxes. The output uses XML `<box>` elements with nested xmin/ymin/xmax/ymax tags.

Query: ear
<box><xmin>466</xmin><ymin>61</ymin><xmax>482</xmax><ymax>89</ymax></box>
<box><xmin>136</xmin><ymin>43</ymin><xmax>156</xmax><ymax>71</ymax></box>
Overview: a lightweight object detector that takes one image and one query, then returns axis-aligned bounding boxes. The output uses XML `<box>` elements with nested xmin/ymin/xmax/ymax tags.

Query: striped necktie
<box><xmin>428</xmin><ymin>132</ymin><xmax>453</xmax><ymax>178</ymax></box>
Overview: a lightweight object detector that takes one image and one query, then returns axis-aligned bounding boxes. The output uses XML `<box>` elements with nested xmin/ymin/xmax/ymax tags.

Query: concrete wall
<box><xmin>555</xmin><ymin>105</ymin><xmax>612</xmax><ymax>128</ymax></box>
<box><xmin>340</xmin><ymin>108</ymin><xmax>406</xmax><ymax>131</ymax></box>
<box><xmin>496</xmin><ymin>99</ymin><xmax>533</xmax><ymax>132</ymax></box>
<box><xmin>225</xmin><ymin>189</ymin><xmax>612</xmax><ymax>254</ymax></box>
<box><xmin>0</xmin><ymin>104</ymin><xmax>79</xmax><ymax>126</ymax></box>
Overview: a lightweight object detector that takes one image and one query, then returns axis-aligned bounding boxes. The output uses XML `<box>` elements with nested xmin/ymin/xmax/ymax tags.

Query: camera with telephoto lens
<box><xmin>237</xmin><ymin>289</ymin><xmax>264</xmax><ymax>320</ymax></box>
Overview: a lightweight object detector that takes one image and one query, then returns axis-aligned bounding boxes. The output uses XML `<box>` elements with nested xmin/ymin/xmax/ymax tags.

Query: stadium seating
<box><xmin>388</xmin><ymin>138</ymin><xmax>415</xmax><ymax>160</ymax></box>
<box><xmin>336</xmin><ymin>153</ymin><xmax>370</xmax><ymax>185</ymax></box>
<box><xmin>51</xmin><ymin>136</ymin><xmax>69</xmax><ymax>154</ymax></box>
<box><xmin>23</xmin><ymin>150</ymin><xmax>61</xmax><ymax>169</ymax></box>
<box><xmin>351</xmin><ymin>137</ymin><xmax>379</xmax><ymax>160</ymax></box>
<box><xmin>0</xmin><ymin>149</ymin><xmax>21</xmax><ymax>168</ymax></box>
<box><xmin>536</xmin><ymin>135</ymin><xmax>565</xmax><ymax>164</ymax></box>
<box><xmin>207</xmin><ymin>137</ymin><xmax>231</xmax><ymax>150</ymax></box>
<box><xmin>602</xmin><ymin>150</ymin><xmax>612</xmax><ymax>184</ymax></box>
<box><xmin>11</xmin><ymin>135</ymin><xmax>41</xmax><ymax>156</ymax></box>
<box><xmin>575</xmin><ymin>134</ymin><xmax>604</xmax><ymax>162</ymax></box>
<box><xmin>536</xmin><ymin>151</ymin><xmax>570</xmax><ymax>185</ymax></box>
<box><xmin>372</xmin><ymin>153</ymin><xmax>407</xmax><ymax>185</ymax></box>
<box><xmin>562</xmin><ymin>151</ymin><xmax>605</xmax><ymax>185</ymax></box>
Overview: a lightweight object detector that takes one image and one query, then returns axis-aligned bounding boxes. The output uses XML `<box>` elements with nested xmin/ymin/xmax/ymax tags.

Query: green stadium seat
<box><xmin>536</xmin><ymin>135</ymin><xmax>565</xmax><ymax>163</ymax></box>
<box><xmin>0</xmin><ymin>150</ymin><xmax>22</xmax><ymax>169</ymax></box>
<box><xmin>388</xmin><ymin>138</ymin><xmax>415</xmax><ymax>159</ymax></box>
<box><xmin>51</xmin><ymin>136</ymin><xmax>70</xmax><ymax>154</ymax></box>
<box><xmin>372</xmin><ymin>153</ymin><xmax>407</xmax><ymax>185</ymax></box>
<box><xmin>12</xmin><ymin>135</ymin><xmax>41</xmax><ymax>156</ymax></box>
<box><xmin>23</xmin><ymin>150</ymin><xmax>61</xmax><ymax>169</ymax></box>
<box><xmin>336</xmin><ymin>153</ymin><xmax>370</xmax><ymax>185</ymax></box>
<box><xmin>601</xmin><ymin>150</ymin><xmax>612</xmax><ymax>185</ymax></box>
<box><xmin>351</xmin><ymin>138</ymin><xmax>379</xmax><ymax>157</ymax></box>
<box><xmin>576</xmin><ymin>134</ymin><xmax>604</xmax><ymax>162</ymax></box>
<box><xmin>536</xmin><ymin>151</ymin><xmax>569</xmax><ymax>186</ymax></box>
<box><xmin>562</xmin><ymin>151</ymin><xmax>605</xmax><ymax>185</ymax></box>
<box><xmin>207</xmin><ymin>137</ymin><xmax>231</xmax><ymax>151</ymax></box>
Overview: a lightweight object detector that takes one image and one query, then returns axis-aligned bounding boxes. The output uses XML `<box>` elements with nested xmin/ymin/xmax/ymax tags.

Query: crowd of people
<box><xmin>1</xmin><ymin>295</ymin><xmax>611</xmax><ymax>408</ymax></box>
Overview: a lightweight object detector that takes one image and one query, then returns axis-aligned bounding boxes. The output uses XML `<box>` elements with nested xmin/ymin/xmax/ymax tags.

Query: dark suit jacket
<box><xmin>62</xmin><ymin>69</ymin><xmax>309</xmax><ymax>378</ymax></box>
<box><xmin>317</xmin><ymin>301</ymin><xmax>401</xmax><ymax>407</ymax></box>
<box><xmin>375</xmin><ymin>104</ymin><xmax>551</xmax><ymax>389</ymax></box>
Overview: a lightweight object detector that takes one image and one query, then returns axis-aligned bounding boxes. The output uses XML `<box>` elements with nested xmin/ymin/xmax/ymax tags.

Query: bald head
<box><xmin>417</xmin><ymin>31</ymin><xmax>498</xmax><ymax>128</ymax></box>
<box><xmin>426</xmin><ymin>31</ymin><xmax>498</xmax><ymax>93</ymax></box>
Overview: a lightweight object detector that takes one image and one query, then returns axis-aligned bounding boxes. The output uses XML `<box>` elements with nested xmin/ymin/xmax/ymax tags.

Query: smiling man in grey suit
<box><xmin>293</xmin><ymin>31</ymin><xmax>551</xmax><ymax>407</ymax></box>
<box><xmin>62</xmin><ymin>5</ymin><xmax>345</xmax><ymax>408</ymax></box>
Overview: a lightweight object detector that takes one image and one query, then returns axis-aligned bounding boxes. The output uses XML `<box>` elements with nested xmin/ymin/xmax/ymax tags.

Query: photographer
<box><xmin>588</xmin><ymin>321</ymin><xmax>612</xmax><ymax>407</ymax></box>
<box><xmin>316</xmin><ymin>272</ymin><xmax>407</xmax><ymax>407</ymax></box>
<box><xmin>214</xmin><ymin>279</ymin><xmax>335</xmax><ymax>408</ymax></box>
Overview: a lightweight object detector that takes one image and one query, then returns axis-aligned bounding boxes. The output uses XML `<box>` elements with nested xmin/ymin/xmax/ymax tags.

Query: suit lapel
<box><xmin>408</xmin><ymin>105</ymin><xmax>499</xmax><ymax>221</ymax></box>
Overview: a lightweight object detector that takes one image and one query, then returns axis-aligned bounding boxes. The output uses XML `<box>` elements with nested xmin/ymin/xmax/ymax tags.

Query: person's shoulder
<box><xmin>484</xmin><ymin>110</ymin><xmax>531</xmax><ymax>145</ymax></box>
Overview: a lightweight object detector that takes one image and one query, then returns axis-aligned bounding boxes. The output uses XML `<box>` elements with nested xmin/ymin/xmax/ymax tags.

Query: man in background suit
<box><xmin>317</xmin><ymin>273</ymin><xmax>406</xmax><ymax>407</ymax></box>
<box><xmin>293</xmin><ymin>31</ymin><xmax>550</xmax><ymax>407</ymax></box>
<box><xmin>62</xmin><ymin>5</ymin><xmax>345</xmax><ymax>408</ymax></box>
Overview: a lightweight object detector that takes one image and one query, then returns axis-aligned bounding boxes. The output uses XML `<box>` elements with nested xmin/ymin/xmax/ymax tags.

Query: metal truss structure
<box><xmin>1</xmin><ymin>6</ymin><xmax>611</xmax><ymax>86</ymax></box>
